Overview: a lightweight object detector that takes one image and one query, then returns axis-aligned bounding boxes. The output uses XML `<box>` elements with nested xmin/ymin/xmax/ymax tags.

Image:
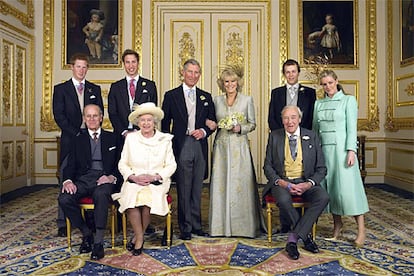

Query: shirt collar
<box><xmin>286</xmin><ymin>128</ymin><xmax>300</xmax><ymax>139</ymax></box>
<box><xmin>88</xmin><ymin>128</ymin><xmax>101</xmax><ymax>137</ymax></box>
<box><xmin>183</xmin><ymin>84</ymin><xmax>196</xmax><ymax>92</ymax></box>
<box><xmin>72</xmin><ymin>78</ymin><xmax>85</xmax><ymax>87</ymax></box>
<box><xmin>126</xmin><ymin>75</ymin><xmax>139</xmax><ymax>83</ymax></box>
<box><xmin>286</xmin><ymin>83</ymin><xmax>299</xmax><ymax>90</ymax></box>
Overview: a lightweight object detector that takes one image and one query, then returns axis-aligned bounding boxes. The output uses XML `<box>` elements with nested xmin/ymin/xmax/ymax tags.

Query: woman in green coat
<box><xmin>312</xmin><ymin>69</ymin><xmax>369</xmax><ymax>247</ymax></box>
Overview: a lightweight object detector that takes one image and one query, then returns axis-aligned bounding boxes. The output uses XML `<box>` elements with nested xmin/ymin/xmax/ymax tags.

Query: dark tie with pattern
<box><xmin>289</xmin><ymin>135</ymin><xmax>297</xmax><ymax>160</ymax></box>
<box><xmin>93</xmin><ymin>132</ymin><xmax>98</xmax><ymax>142</ymax></box>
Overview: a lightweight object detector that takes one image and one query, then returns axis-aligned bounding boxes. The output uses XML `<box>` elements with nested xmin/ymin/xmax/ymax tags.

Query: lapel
<box><xmin>299</xmin><ymin>128</ymin><xmax>311</xmax><ymax>170</ymax></box>
<box><xmin>121</xmin><ymin>78</ymin><xmax>131</xmax><ymax>111</ymax></box>
<box><xmin>195</xmin><ymin>88</ymin><xmax>202</xmax><ymax>123</ymax></box>
<box><xmin>276</xmin><ymin>130</ymin><xmax>285</xmax><ymax>165</ymax></box>
<box><xmin>67</xmin><ymin>80</ymin><xmax>82</xmax><ymax>112</ymax></box>
<box><xmin>80</xmin><ymin>132</ymin><xmax>92</xmax><ymax>164</ymax></box>
<box><xmin>173</xmin><ymin>87</ymin><xmax>188</xmax><ymax>122</ymax></box>
<box><xmin>280</xmin><ymin>86</ymin><xmax>288</xmax><ymax>105</ymax></box>
<box><xmin>297</xmin><ymin>85</ymin><xmax>305</xmax><ymax>106</ymax></box>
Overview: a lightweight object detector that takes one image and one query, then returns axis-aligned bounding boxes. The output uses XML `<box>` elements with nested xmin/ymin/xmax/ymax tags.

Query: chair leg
<box><xmin>122</xmin><ymin>213</ymin><xmax>127</xmax><ymax>249</ymax></box>
<box><xmin>166</xmin><ymin>209</ymin><xmax>172</xmax><ymax>248</ymax></box>
<box><xmin>66</xmin><ymin>217</ymin><xmax>71</xmax><ymax>250</ymax></box>
<box><xmin>266</xmin><ymin>203</ymin><xmax>272</xmax><ymax>243</ymax></box>
<box><xmin>111</xmin><ymin>205</ymin><xmax>116</xmax><ymax>249</ymax></box>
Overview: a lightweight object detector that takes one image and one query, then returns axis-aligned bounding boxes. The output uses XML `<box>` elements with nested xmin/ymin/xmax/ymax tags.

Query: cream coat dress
<box><xmin>112</xmin><ymin>130</ymin><xmax>177</xmax><ymax>216</ymax></box>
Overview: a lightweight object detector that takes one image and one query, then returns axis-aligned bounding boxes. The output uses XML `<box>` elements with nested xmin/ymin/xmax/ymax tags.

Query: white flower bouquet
<box><xmin>218</xmin><ymin>112</ymin><xmax>245</xmax><ymax>130</ymax></box>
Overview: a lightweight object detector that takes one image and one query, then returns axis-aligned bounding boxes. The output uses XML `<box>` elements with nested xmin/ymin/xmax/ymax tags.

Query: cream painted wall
<box><xmin>0</xmin><ymin>0</ymin><xmax>412</xmax><ymax>193</ymax></box>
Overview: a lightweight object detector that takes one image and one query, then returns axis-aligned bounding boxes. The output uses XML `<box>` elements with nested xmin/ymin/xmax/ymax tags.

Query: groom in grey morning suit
<box><xmin>262</xmin><ymin>105</ymin><xmax>329</xmax><ymax>260</ymax></box>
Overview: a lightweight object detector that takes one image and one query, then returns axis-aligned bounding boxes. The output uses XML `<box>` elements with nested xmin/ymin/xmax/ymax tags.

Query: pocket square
<box><xmin>90</xmin><ymin>95</ymin><xmax>96</xmax><ymax>99</ymax></box>
<box><xmin>204</xmin><ymin>102</ymin><xmax>209</xmax><ymax>106</ymax></box>
<box><xmin>109</xmin><ymin>146</ymin><xmax>116</xmax><ymax>151</ymax></box>
<box><xmin>142</xmin><ymin>89</ymin><xmax>148</xmax><ymax>93</ymax></box>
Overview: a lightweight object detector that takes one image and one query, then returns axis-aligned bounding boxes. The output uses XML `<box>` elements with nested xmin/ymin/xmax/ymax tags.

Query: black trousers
<box><xmin>59</xmin><ymin>170</ymin><xmax>113</xmax><ymax>232</ymax></box>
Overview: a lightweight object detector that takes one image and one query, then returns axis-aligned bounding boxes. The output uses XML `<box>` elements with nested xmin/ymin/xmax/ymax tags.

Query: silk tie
<box><xmin>188</xmin><ymin>88</ymin><xmax>195</xmax><ymax>102</ymax></box>
<box><xmin>77</xmin><ymin>83</ymin><xmax>84</xmax><ymax>95</ymax></box>
<box><xmin>289</xmin><ymin>135</ymin><xmax>297</xmax><ymax>160</ymax></box>
<box><xmin>289</xmin><ymin>86</ymin><xmax>295</xmax><ymax>99</ymax></box>
<box><xmin>93</xmin><ymin>132</ymin><xmax>98</xmax><ymax>142</ymax></box>
<box><xmin>129</xmin><ymin>79</ymin><xmax>136</xmax><ymax>99</ymax></box>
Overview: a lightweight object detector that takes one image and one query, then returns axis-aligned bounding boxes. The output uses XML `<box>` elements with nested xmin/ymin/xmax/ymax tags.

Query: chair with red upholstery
<box><xmin>264</xmin><ymin>193</ymin><xmax>316</xmax><ymax>243</ymax></box>
<box><xmin>65</xmin><ymin>197</ymin><xmax>117</xmax><ymax>250</ymax></box>
<box><xmin>121</xmin><ymin>193</ymin><xmax>173</xmax><ymax>249</ymax></box>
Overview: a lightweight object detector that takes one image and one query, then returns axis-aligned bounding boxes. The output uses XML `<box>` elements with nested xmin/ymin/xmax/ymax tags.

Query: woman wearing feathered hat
<box><xmin>112</xmin><ymin>102</ymin><xmax>177</xmax><ymax>255</ymax></box>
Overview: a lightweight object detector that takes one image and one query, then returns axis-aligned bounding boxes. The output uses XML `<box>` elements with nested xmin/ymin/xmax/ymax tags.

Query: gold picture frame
<box><xmin>299</xmin><ymin>0</ymin><xmax>358</xmax><ymax>69</ymax></box>
<box><xmin>63</xmin><ymin>0</ymin><xmax>122</xmax><ymax>68</ymax></box>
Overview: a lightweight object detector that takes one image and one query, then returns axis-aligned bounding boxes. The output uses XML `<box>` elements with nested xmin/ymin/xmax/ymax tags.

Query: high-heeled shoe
<box><xmin>132</xmin><ymin>241</ymin><xmax>144</xmax><ymax>256</ymax></box>
<box><xmin>126</xmin><ymin>239</ymin><xmax>135</xmax><ymax>252</ymax></box>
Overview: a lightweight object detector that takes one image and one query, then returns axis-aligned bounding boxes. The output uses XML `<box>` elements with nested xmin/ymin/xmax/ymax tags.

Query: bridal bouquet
<box><xmin>218</xmin><ymin>112</ymin><xmax>246</xmax><ymax>130</ymax></box>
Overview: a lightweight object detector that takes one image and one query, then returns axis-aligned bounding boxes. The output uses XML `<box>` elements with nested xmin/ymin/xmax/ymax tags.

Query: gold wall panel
<box><xmin>171</xmin><ymin>20</ymin><xmax>204</xmax><ymax>87</ymax></box>
<box><xmin>385</xmin><ymin>0</ymin><xmax>414</xmax><ymax>131</ymax></box>
<box><xmin>395</xmin><ymin>74</ymin><xmax>414</xmax><ymax>107</ymax></box>
<box><xmin>15</xmin><ymin>140</ymin><xmax>26</xmax><ymax>176</ymax></box>
<box><xmin>218</xmin><ymin>20</ymin><xmax>251</xmax><ymax>95</ymax></box>
<box><xmin>365</xmin><ymin>146</ymin><xmax>377</xmax><ymax>169</ymax></box>
<box><xmin>0</xmin><ymin>0</ymin><xmax>34</xmax><ymax>28</ymax></box>
<box><xmin>43</xmin><ymin>147</ymin><xmax>58</xmax><ymax>170</ymax></box>
<box><xmin>16</xmin><ymin>45</ymin><xmax>26</xmax><ymax>126</ymax></box>
<box><xmin>2</xmin><ymin>39</ymin><xmax>13</xmax><ymax>126</ymax></box>
<box><xmin>387</xmin><ymin>147</ymin><xmax>414</xmax><ymax>175</ymax></box>
<box><xmin>1</xmin><ymin>141</ymin><xmax>13</xmax><ymax>180</ymax></box>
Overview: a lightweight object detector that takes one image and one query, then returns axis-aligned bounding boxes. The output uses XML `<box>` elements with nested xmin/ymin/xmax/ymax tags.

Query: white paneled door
<box><xmin>152</xmin><ymin>2</ymin><xmax>269</xmax><ymax>183</ymax></box>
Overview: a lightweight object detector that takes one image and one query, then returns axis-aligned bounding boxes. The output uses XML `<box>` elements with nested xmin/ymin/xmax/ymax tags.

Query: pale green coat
<box><xmin>313</xmin><ymin>91</ymin><xmax>369</xmax><ymax>216</ymax></box>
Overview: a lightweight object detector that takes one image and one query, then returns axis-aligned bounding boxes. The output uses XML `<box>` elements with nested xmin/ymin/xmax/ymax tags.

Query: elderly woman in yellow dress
<box><xmin>112</xmin><ymin>103</ymin><xmax>177</xmax><ymax>256</ymax></box>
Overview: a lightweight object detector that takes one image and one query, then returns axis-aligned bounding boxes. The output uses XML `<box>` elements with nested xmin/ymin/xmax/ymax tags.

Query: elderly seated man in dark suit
<box><xmin>59</xmin><ymin>104</ymin><xmax>120</xmax><ymax>260</ymax></box>
<box><xmin>262</xmin><ymin>105</ymin><xmax>329</xmax><ymax>260</ymax></box>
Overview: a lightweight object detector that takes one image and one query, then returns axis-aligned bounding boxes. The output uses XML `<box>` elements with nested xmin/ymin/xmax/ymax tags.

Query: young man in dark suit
<box><xmin>53</xmin><ymin>53</ymin><xmax>104</xmax><ymax>237</ymax></box>
<box><xmin>107</xmin><ymin>49</ymin><xmax>158</xmax><ymax>234</ymax></box>
<box><xmin>161</xmin><ymin>59</ymin><xmax>216</xmax><ymax>240</ymax></box>
<box><xmin>267</xmin><ymin>59</ymin><xmax>317</xmax><ymax>233</ymax></box>
<box><xmin>268</xmin><ymin>59</ymin><xmax>316</xmax><ymax>131</ymax></box>
<box><xmin>108</xmin><ymin>49</ymin><xmax>158</xmax><ymax>139</ymax></box>
<box><xmin>59</xmin><ymin>104</ymin><xmax>120</xmax><ymax>260</ymax></box>
<box><xmin>263</xmin><ymin>105</ymin><xmax>329</xmax><ymax>260</ymax></box>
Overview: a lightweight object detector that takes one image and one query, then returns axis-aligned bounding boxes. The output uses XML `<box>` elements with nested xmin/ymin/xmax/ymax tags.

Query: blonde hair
<box><xmin>216</xmin><ymin>64</ymin><xmax>244</xmax><ymax>93</ymax></box>
<box><xmin>318</xmin><ymin>69</ymin><xmax>344</xmax><ymax>92</ymax></box>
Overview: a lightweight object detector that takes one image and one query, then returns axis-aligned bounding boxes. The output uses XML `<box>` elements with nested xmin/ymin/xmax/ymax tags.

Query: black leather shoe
<box><xmin>145</xmin><ymin>224</ymin><xmax>155</xmax><ymax>234</ymax></box>
<box><xmin>285</xmin><ymin>242</ymin><xmax>300</xmax><ymax>260</ymax></box>
<box><xmin>79</xmin><ymin>235</ymin><xmax>93</xmax><ymax>254</ymax></box>
<box><xmin>57</xmin><ymin>227</ymin><xmax>67</xmax><ymax>237</ymax></box>
<box><xmin>191</xmin><ymin>229</ymin><xmax>209</xmax><ymax>237</ymax></box>
<box><xmin>91</xmin><ymin>243</ymin><xmax>104</xmax><ymax>260</ymax></box>
<box><xmin>126</xmin><ymin>239</ymin><xmax>135</xmax><ymax>252</ymax></box>
<box><xmin>180</xmin><ymin>232</ymin><xmax>192</xmax><ymax>240</ymax></box>
<box><xmin>303</xmin><ymin>235</ymin><xmax>319</xmax><ymax>253</ymax></box>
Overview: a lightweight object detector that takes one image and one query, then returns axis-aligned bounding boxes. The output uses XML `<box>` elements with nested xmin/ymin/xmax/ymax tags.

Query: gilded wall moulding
<box><xmin>385</xmin><ymin>0</ymin><xmax>414</xmax><ymax>131</ymax></box>
<box><xmin>0</xmin><ymin>0</ymin><xmax>34</xmax><ymax>28</ymax></box>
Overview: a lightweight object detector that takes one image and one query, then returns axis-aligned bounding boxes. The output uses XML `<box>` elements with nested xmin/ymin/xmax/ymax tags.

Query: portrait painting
<box><xmin>401</xmin><ymin>0</ymin><xmax>414</xmax><ymax>65</ymax></box>
<box><xmin>65</xmin><ymin>0</ymin><xmax>120</xmax><ymax>67</ymax></box>
<box><xmin>300</xmin><ymin>0</ymin><xmax>356</xmax><ymax>67</ymax></box>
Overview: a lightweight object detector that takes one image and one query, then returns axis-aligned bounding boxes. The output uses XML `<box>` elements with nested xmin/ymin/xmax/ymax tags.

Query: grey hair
<box><xmin>281</xmin><ymin>105</ymin><xmax>303</xmax><ymax>119</ymax></box>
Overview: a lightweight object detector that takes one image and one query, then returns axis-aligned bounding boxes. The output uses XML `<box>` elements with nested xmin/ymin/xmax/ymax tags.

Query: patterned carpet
<box><xmin>0</xmin><ymin>185</ymin><xmax>413</xmax><ymax>275</ymax></box>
